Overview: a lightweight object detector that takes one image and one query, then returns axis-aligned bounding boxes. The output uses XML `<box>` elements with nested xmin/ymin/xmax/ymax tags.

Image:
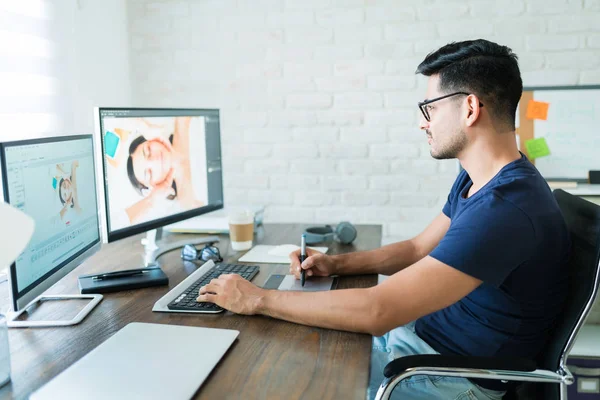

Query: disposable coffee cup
<box><xmin>228</xmin><ymin>210</ymin><xmax>254</xmax><ymax>251</ymax></box>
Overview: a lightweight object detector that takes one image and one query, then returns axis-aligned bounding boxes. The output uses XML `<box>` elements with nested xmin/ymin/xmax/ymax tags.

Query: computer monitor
<box><xmin>94</xmin><ymin>108</ymin><xmax>224</xmax><ymax>265</ymax></box>
<box><xmin>0</xmin><ymin>135</ymin><xmax>103</xmax><ymax>327</ymax></box>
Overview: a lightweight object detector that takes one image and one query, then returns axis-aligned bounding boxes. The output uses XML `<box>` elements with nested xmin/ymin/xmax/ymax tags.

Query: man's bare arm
<box><xmin>256</xmin><ymin>255</ymin><xmax>480</xmax><ymax>336</ymax></box>
<box><xmin>331</xmin><ymin>213</ymin><xmax>450</xmax><ymax>276</ymax></box>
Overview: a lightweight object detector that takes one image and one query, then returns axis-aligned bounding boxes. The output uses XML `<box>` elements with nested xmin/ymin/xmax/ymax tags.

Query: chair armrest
<box><xmin>376</xmin><ymin>355</ymin><xmax>571</xmax><ymax>400</ymax></box>
<box><xmin>383</xmin><ymin>354</ymin><xmax>537</xmax><ymax>378</ymax></box>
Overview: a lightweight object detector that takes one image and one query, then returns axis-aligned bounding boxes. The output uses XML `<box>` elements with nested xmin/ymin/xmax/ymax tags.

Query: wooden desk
<box><xmin>0</xmin><ymin>223</ymin><xmax>381</xmax><ymax>399</ymax></box>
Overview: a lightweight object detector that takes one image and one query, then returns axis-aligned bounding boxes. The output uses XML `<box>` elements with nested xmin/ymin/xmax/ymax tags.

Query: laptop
<box><xmin>30</xmin><ymin>322</ymin><xmax>239</xmax><ymax>400</ymax></box>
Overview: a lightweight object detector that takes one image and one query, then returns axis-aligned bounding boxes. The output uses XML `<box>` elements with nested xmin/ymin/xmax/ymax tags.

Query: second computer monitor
<box><xmin>0</xmin><ymin>135</ymin><xmax>101</xmax><ymax>313</ymax></box>
<box><xmin>95</xmin><ymin>108</ymin><xmax>224</xmax><ymax>242</ymax></box>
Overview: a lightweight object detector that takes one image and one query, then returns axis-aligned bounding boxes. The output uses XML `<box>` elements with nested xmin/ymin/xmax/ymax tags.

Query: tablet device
<box><xmin>263</xmin><ymin>274</ymin><xmax>336</xmax><ymax>292</ymax></box>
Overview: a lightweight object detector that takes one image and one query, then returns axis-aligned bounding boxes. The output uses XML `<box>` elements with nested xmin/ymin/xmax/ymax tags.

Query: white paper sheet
<box><xmin>238</xmin><ymin>245</ymin><xmax>328</xmax><ymax>264</ymax></box>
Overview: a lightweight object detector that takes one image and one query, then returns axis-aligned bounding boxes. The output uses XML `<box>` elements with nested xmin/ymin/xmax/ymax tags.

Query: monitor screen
<box><xmin>1</xmin><ymin>135</ymin><xmax>101</xmax><ymax>301</ymax></box>
<box><xmin>96</xmin><ymin>108</ymin><xmax>224</xmax><ymax>242</ymax></box>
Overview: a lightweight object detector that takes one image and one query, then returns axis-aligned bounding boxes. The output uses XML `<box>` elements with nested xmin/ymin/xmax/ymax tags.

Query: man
<box><xmin>197</xmin><ymin>39</ymin><xmax>570</xmax><ymax>399</ymax></box>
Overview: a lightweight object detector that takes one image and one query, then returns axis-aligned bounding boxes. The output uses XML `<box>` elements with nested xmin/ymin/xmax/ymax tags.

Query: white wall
<box><xmin>72</xmin><ymin>0</ymin><xmax>133</xmax><ymax>134</ymax></box>
<box><xmin>125</xmin><ymin>0</ymin><xmax>600</xmax><ymax>243</ymax></box>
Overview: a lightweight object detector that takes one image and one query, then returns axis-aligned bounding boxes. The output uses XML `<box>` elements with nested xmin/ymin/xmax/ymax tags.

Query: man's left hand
<box><xmin>197</xmin><ymin>274</ymin><xmax>265</xmax><ymax>315</ymax></box>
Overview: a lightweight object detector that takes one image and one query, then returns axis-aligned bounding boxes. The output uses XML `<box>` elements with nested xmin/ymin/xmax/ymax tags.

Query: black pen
<box><xmin>93</xmin><ymin>270</ymin><xmax>147</xmax><ymax>281</ymax></box>
<box><xmin>300</xmin><ymin>234</ymin><xmax>307</xmax><ymax>287</ymax></box>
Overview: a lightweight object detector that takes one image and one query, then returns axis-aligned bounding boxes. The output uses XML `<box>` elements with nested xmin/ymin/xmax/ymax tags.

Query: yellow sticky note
<box><xmin>526</xmin><ymin>100</ymin><xmax>549</xmax><ymax>120</ymax></box>
<box><xmin>525</xmin><ymin>137</ymin><xmax>551</xmax><ymax>159</ymax></box>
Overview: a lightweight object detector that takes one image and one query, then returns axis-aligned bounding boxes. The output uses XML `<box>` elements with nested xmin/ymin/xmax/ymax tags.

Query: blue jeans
<box><xmin>367</xmin><ymin>322</ymin><xmax>506</xmax><ymax>400</ymax></box>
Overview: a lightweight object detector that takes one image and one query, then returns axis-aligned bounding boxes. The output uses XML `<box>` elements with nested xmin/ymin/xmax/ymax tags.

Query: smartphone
<box><xmin>104</xmin><ymin>130</ymin><xmax>121</xmax><ymax>159</ymax></box>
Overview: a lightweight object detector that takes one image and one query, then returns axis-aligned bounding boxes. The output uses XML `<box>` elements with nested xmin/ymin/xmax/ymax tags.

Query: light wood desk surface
<box><xmin>0</xmin><ymin>223</ymin><xmax>381</xmax><ymax>399</ymax></box>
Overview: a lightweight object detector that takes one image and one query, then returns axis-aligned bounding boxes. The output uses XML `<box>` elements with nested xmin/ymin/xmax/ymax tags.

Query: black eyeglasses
<box><xmin>418</xmin><ymin>92</ymin><xmax>483</xmax><ymax>122</ymax></box>
<box><xmin>181</xmin><ymin>243</ymin><xmax>223</xmax><ymax>263</ymax></box>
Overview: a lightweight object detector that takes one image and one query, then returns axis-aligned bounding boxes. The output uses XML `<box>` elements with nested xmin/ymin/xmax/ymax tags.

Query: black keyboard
<box><xmin>167</xmin><ymin>263</ymin><xmax>259</xmax><ymax>313</ymax></box>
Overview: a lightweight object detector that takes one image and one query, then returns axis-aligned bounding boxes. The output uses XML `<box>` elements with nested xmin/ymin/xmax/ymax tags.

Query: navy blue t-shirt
<box><xmin>415</xmin><ymin>155</ymin><xmax>570</xmax><ymax>370</ymax></box>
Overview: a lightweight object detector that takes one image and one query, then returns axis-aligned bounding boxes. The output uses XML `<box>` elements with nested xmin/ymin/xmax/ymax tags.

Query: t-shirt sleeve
<box><xmin>442</xmin><ymin>194</ymin><xmax>452</xmax><ymax>217</ymax></box>
<box><xmin>430</xmin><ymin>194</ymin><xmax>535</xmax><ymax>287</ymax></box>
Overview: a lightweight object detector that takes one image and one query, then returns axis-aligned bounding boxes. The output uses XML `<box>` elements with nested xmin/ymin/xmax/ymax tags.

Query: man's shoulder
<box><xmin>489</xmin><ymin>163</ymin><xmax>555</xmax><ymax>214</ymax></box>
<box><xmin>454</xmin><ymin>175</ymin><xmax>540</xmax><ymax>235</ymax></box>
<box><xmin>469</xmin><ymin>167</ymin><xmax>562</xmax><ymax>237</ymax></box>
<box><xmin>465</xmin><ymin>190</ymin><xmax>536</xmax><ymax>230</ymax></box>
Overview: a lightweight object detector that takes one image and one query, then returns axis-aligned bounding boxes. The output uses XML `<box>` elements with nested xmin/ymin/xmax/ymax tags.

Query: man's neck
<box><xmin>459</xmin><ymin>134</ymin><xmax>521</xmax><ymax>196</ymax></box>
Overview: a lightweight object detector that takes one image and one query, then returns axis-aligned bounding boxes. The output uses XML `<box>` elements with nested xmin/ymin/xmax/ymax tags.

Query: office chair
<box><xmin>375</xmin><ymin>189</ymin><xmax>600</xmax><ymax>400</ymax></box>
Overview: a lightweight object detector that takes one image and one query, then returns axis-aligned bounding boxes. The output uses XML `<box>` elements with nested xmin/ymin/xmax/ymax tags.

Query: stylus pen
<box><xmin>300</xmin><ymin>234</ymin><xmax>307</xmax><ymax>287</ymax></box>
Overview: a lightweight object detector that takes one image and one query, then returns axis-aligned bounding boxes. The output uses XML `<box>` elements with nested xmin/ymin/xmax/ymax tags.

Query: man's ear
<box><xmin>465</xmin><ymin>94</ymin><xmax>482</xmax><ymax>127</ymax></box>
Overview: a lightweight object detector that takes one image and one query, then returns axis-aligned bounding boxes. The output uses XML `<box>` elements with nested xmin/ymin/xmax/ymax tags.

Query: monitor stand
<box><xmin>7</xmin><ymin>294</ymin><xmax>103</xmax><ymax>328</ymax></box>
<box><xmin>141</xmin><ymin>228</ymin><xmax>220</xmax><ymax>266</ymax></box>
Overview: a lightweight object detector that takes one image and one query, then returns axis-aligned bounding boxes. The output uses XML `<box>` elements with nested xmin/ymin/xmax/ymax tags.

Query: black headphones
<box><xmin>303</xmin><ymin>221</ymin><xmax>357</xmax><ymax>245</ymax></box>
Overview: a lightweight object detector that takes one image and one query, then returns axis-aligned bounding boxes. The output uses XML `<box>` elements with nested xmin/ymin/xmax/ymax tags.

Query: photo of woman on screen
<box><xmin>102</xmin><ymin>116</ymin><xmax>209</xmax><ymax>230</ymax></box>
<box><xmin>54</xmin><ymin>160</ymin><xmax>82</xmax><ymax>223</ymax></box>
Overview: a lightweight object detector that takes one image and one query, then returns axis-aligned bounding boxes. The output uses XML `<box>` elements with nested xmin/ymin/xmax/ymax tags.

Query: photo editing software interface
<box><xmin>97</xmin><ymin>108</ymin><xmax>224</xmax><ymax>236</ymax></box>
<box><xmin>2</xmin><ymin>137</ymin><xmax>100</xmax><ymax>297</ymax></box>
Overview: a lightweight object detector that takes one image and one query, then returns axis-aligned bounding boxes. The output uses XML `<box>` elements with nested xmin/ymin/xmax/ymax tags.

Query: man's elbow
<box><xmin>368</xmin><ymin>324</ymin><xmax>388</xmax><ymax>337</ymax></box>
<box><xmin>365</xmin><ymin>293</ymin><xmax>408</xmax><ymax>337</ymax></box>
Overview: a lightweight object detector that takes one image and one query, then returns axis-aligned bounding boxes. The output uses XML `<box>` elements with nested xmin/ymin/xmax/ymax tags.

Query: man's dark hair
<box><xmin>416</xmin><ymin>39</ymin><xmax>522</xmax><ymax>129</ymax></box>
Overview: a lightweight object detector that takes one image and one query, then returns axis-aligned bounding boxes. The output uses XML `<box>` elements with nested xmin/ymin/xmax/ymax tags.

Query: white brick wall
<box><xmin>127</xmin><ymin>0</ymin><xmax>600</xmax><ymax>243</ymax></box>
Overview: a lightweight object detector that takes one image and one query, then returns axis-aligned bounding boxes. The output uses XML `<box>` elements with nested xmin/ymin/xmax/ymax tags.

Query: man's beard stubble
<box><xmin>428</xmin><ymin>128</ymin><xmax>468</xmax><ymax>160</ymax></box>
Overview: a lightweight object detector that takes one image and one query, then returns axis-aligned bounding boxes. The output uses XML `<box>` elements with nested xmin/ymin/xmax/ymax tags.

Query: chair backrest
<box><xmin>527</xmin><ymin>190</ymin><xmax>600</xmax><ymax>400</ymax></box>
<box><xmin>513</xmin><ymin>190</ymin><xmax>600</xmax><ymax>400</ymax></box>
<box><xmin>540</xmin><ymin>190</ymin><xmax>600</xmax><ymax>371</ymax></box>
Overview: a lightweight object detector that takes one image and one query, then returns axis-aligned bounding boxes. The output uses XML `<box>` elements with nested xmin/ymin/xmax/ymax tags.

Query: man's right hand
<box><xmin>289</xmin><ymin>248</ymin><xmax>337</xmax><ymax>280</ymax></box>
